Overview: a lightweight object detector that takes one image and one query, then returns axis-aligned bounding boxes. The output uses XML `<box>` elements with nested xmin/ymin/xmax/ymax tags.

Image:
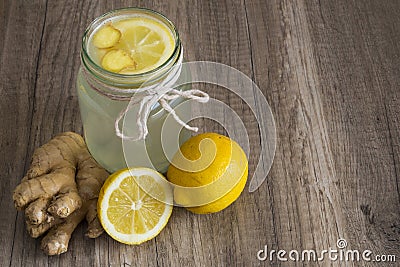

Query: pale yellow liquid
<box><xmin>77</xmin><ymin>70</ymin><xmax>190</xmax><ymax>173</ymax></box>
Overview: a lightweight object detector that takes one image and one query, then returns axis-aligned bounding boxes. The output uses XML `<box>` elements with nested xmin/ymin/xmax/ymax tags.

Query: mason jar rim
<box><xmin>81</xmin><ymin>7</ymin><xmax>181</xmax><ymax>87</ymax></box>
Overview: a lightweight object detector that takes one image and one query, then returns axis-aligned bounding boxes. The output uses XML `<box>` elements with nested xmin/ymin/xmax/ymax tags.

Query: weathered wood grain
<box><xmin>1</xmin><ymin>0</ymin><xmax>399</xmax><ymax>266</ymax></box>
<box><xmin>0</xmin><ymin>1</ymin><xmax>48</xmax><ymax>266</ymax></box>
<box><xmin>304</xmin><ymin>0</ymin><xmax>400</xmax><ymax>261</ymax></box>
<box><xmin>245</xmin><ymin>1</ymin><xmax>350</xmax><ymax>266</ymax></box>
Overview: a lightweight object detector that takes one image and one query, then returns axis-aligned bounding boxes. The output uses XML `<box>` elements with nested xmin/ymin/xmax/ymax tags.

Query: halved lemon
<box><xmin>97</xmin><ymin>168</ymin><xmax>173</xmax><ymax>244</ymax></box>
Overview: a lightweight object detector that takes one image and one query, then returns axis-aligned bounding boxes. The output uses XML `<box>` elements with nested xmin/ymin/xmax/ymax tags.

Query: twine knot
<box><xmin>114</xmin><ymin>53</ymin><xmax>209</xmax><ymax>141</ymax></box>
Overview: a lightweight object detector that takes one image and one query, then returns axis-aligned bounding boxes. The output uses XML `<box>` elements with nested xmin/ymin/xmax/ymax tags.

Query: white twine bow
<box><xmin>114</xmin><ymin>53</ymin><xmax>209</xmax><ymax>141</ymax></box>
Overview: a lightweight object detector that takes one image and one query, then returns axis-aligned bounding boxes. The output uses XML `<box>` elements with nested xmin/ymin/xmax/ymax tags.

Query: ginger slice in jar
<box><xmin>101</xmin><ymin>49</ymin><xmax>136</xmax><ymax>73</ymax></box>
<box><xmin>93</xmin><ymin>25</ymin><xmax>121</xmax><ymax>49</ymax></box>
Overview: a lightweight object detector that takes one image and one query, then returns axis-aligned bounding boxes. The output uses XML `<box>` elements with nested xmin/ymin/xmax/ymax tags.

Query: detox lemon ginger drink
<box><xmin>77</xmin><ymin>8</ymin><xmax>190</xmax><ymax>173</ymax></box>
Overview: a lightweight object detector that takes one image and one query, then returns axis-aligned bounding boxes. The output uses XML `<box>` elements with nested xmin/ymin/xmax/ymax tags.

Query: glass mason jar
<box><xmin>77</xmin><ymin>8</ymin><xmax>190</xmax><ymax>173</ymax></box>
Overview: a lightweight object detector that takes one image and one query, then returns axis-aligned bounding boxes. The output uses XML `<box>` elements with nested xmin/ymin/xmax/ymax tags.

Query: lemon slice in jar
<box><xmin>97</xmin><ymin>168</ymin><xmax>173</xmax><ymax>244</ymax></box>
<box><xmin>92</xmin><ymin>17</ymin><xmax>175</xmax><ymax>74</ymax></box>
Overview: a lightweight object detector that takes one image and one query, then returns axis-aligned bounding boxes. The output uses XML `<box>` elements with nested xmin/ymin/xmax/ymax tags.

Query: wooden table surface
<box><xmin>1</xmin><ymin>0</ymin><xmax>400</xmax><ymax>266</ymax></box>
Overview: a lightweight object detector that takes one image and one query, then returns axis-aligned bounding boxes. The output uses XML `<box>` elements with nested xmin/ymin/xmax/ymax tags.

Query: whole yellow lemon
<box><xmin>167</xmin><ymin>132</ymin><xmax>248</xmax><ymax>214</ymax></box>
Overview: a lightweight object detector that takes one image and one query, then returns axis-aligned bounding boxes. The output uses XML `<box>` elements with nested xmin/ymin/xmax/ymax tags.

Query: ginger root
<box><xmin>13</xmin><ymin>132</ymin><xmax>109</xmax><ymax>255</ymax></box>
